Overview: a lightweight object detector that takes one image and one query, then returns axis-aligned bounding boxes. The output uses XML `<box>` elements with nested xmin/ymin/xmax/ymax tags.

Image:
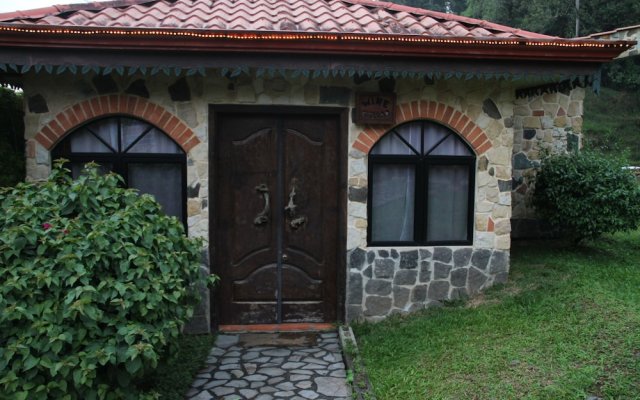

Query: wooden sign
<box><xmin>353</xmin><ymin>93</ymin><xmax>396</xmax><ymax>125</ymax></box>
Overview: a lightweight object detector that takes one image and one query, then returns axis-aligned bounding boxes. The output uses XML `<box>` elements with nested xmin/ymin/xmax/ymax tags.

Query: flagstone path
<box><xmin>185</xmin><ymin>331</ymin><xmax>351</xmax><ymax>399</ymax></box>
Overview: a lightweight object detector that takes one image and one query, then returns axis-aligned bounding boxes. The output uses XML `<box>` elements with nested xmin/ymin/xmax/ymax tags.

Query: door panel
<box><xmin>217</xmin><ymin>116</ymin><xmax>278</xmax><ymax>324</ymax></box>
<box><xmin>281</xmin><ymin>117</ymin><xmax>339</xmax><ymax>322</ymax></box>
<box><xmin>215</xmin><ymin>111</ymin><xmax>340</xmax><ymax>325</ymax></box>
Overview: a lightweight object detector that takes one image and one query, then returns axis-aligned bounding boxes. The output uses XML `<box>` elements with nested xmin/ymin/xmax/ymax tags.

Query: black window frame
<box><xmin>51</xmin><ymin>116</ymin><xmax>188</xmax><ymax>228</ymax></box>
<box><xmin>367</xmin><ymin>120</ymin><xmax>476</xmax><ymax>247</ymax></box>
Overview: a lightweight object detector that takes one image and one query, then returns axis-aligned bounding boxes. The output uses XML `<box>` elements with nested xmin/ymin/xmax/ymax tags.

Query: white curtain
<box><xmin>395</xmin><ymin>123</ymin><xmax>421</xmax><ymax>152</ymax></box>
<box><xmin>430</xmin><ymin>134</ymin><xmax>472</xmax><ymax>156</ymax></box>
<box><xmin>427</xmin><ymin>165</ymin><xmax>469</xmax><ymax>241</ymax></box>
<box><xmin>371</xmin><ymin>164</ymin><xmax>415</xmax><ymax>242</ymax></box>
<box><xmin>121</xmin><ymin>118</ymin><xmax>149</xmax><ymax>150</ymax></box>
<box><xmin>70</xmin><ymin>126</ymin><xmax>116</xmax><ymax>153</ymax></box>
<box><xmin>127</xmin><ymin>128</ymin><xmax>181</xmax><ymax>154</ymax></box>
<box><xmin>128</xmin><ymin>163</ymin><xmax>183</xmax><ymax>220</ymax></box>
<box><xmin>371</xmin><ymin>133</ymin><xmax>413</xmax><ymax>155</ymax></box>
<box><xmin>423</xmin><ymin>124</ymin><xmax>450</xmax><ymax>154</ymax></box>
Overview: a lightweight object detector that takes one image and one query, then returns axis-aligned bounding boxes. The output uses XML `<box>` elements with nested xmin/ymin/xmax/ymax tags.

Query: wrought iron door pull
<box><xmin>285</xmin><ymin>185</ymin><xmax>297</xmax><ymax>217</ymax></box>
<box><xmin>253</xmin><ymin>183</ymin><xmax>270</xmax><ymax>226</ymax></box>
<box><xmin>285</xmin><ymin>180</ymin><xmax>307</xmax><ymax>230</ymax></box>
<box><xmin>290</xmin><ymin>216</ymin><xmax>307</xmax><ymax>230</ymax></box>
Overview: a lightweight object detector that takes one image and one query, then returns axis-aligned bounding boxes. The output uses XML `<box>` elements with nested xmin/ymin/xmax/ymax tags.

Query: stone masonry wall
<box><xmin>22</xmin><ymin>71</ymin><xmax>521</xmax><ymax>328</ymax></box>
<box><xmin>511</xmin><ymin>88</ymin><xmax>585</xmax><ymax>238</ymax></box>
<box><xmin>347</xmin><ymin>247</ymin><xmax>509</xmax><ymax>320</ymax></box>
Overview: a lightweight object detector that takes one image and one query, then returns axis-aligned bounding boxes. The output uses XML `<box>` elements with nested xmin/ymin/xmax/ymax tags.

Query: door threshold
<box><xmin>218</xmin><ymin>323</ymin><xmax>336</xmax><ymax>333</ymax></box>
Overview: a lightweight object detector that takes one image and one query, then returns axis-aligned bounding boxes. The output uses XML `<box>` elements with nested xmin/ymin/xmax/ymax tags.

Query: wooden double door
<box><xmin>213</xmin><ymin>108</ymin><xmax>345</xmax><ymax>326</ymax></box>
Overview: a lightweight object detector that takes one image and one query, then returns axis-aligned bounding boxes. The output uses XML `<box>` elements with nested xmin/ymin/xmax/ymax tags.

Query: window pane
<box><xmin>128</xmin><ymin>163</ymin><xmax>183</xmax><ymax>220</ymax></box>
<box><xmin>127</xmin><ymin>128</ymin><xmax>182</xmax><ymax>154</ymax></box>
<box><xmin>370</xmin><ymin>132</ymin><xmax>414</xmax><ymax>155</ymax></box>
<box><xmin>395</xmin><ymin>124</ymin><xmax>421</xmax><ymax>153</ymax></box>
<box><xmin>70</xmin><ymin>129</ymin><xmax>112</xmax><ymax>153</ymax></box>
<box><xmin>430</xmin><ymin>134</ymin><xmax>472</xmax><ymax>156</ymax></box>
<box><xmin>423</xmin><ymin>123</ymin><xmax>450</xmax><ymax>155</ymax></box>
<box><xmin>371</xmin><ymin>164</ymin><xmax>415</xmax><ymax>242</ymax></box>
<box><xmin>427</xmin><ymin>165</ymin><xmax>470</xmax><ymax>242</ymax></box>
<box><xmin>86</xmin><ymin>119</ymin><xmax>119</xmax><ymax>151</ymax></box>
<box><xmin>121</xmin><ymin>118</ymin><xmax>151</xmax><ymax>150</ymax></box>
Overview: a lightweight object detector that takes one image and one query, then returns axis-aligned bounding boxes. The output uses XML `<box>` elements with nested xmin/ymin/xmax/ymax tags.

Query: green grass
<box><xmin>584</xmin><ymin>87</ymin><xmax>640</xmax><ymax>164</ymax></box>
<box><xmin>352</xmin><ymin>232</ymin><xmax>640</xmax><ymax>399</ymax></box>
<box><xmin>140</xmin><ymin>334</ymin><xmax>216</xmax><ymax>399</ymax></box>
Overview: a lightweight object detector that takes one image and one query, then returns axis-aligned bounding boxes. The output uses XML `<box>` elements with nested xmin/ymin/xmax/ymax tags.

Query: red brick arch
<box><xmin>353</xmin><ymin>100</ymin><xmax>493</xmax><ymax>155</ymax></box>
<box><xmin>34</xmin><ymin>94</ymin><xmax>200</xmax><ymax>153</ymax></box>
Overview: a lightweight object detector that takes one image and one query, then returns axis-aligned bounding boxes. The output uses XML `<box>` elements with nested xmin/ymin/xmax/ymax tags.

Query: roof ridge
<box><xmin>586</xmin><ymin>24</ymin><xmax>640</xmax><ymax>38</ymax></box>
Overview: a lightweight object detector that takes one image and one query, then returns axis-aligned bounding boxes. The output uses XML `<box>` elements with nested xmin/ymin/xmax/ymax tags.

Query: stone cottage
<box><xmin>0</xmin><ymin>0</ymin><xmax>632</xmax><ymax>332</ymax></box>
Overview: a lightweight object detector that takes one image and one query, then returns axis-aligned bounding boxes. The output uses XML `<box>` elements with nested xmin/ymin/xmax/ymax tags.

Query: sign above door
<box><xmin>353</xmin><ymin>92</ymin><xmax>396</xmax><ymax>125</ymax></box>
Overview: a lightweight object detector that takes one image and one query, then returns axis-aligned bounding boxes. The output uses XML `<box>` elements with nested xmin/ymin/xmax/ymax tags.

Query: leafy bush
<box><xmin>0</xmin><ymin>161</ymin><xmax>214</xmax><ymax>399</ymax></box>
<box><xmin>532</xmin><ymin>150</ymin><xmax>640</xmax><ymax>243</ymax></box>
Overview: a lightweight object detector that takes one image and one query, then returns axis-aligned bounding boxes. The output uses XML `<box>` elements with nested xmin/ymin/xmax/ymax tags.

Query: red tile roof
<box><xmin>0</xmin><ymin>0</ymin><xmax>553</xmax><ymax>39</ymax></box>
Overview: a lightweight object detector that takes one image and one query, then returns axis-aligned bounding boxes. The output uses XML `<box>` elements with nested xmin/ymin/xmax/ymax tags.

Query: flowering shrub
<box><xmin>0</xmin><ymin>161</ymin><xmax>214</xmax><ymax>399</ymax></box>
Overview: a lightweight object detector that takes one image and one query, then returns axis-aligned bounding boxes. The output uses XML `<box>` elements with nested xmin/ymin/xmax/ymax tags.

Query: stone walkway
<box><xmin>185</xmin><ymin>331</ymin><xmax>351</xmax><ymax>399</ymax></box>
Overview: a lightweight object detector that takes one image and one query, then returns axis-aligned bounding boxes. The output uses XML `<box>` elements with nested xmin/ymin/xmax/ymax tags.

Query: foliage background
<box><xmin>0</xmin><ymin>87</ymin><xmax>25</xmax><ymax>187</ymax></box>
<box><xmin>397</xmin><ymin>0</ymin><xmax>640</xmax><ymax>38</ymax></box>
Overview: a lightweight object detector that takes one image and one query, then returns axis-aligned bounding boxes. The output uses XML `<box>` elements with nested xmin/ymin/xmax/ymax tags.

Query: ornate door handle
<box><xmin>253</xmin><ymin>183</ymin><xmax>270</xmax><ymax>226</ymax></box>
<box><xmin>290</xmin><ymin>216</ymin><xmax>307</xmax><ymax>230</ymax></box>
<box><xmin>285</xmin><ymin>180</ymin><xmax>307</xmax><ymax>230</ymax></box>
<box><xmin>284</xmin><ymin>184</ymin><xmax>297</xmax><ymax>218</ymax></box>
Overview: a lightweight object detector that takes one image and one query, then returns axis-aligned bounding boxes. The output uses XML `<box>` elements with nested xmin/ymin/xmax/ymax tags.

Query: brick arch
<box><xmin>34</xmin><ymin>94</ymin><xmax>200</xmax><ymax>153</ymax></box>
<box><xmin>353</xmin><ymin>100</ymin><xmax>493</xmax><ymax>155</ymax></box>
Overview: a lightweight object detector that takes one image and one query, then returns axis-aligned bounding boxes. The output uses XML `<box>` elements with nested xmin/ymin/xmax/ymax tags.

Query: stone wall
<box><xmin>511</xmin><ymin>88</ymin><xmax>585</xmax><ymax>238</ymax></box>
<box><xmin>22</xmin><ymin>71</ymin><xmax>522</xmax><ymax>328</ymax></box>
<box><xmin>347</xmin><ymin>247</ymin><xmax>509</xmax><ymax>320</ymax></box>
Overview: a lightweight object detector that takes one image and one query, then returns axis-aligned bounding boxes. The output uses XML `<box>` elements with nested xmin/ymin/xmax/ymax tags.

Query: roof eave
<box><xmin>0</xmin><ymin>25</ymin><xmax>633</xmax><ymax>63</ymax></box>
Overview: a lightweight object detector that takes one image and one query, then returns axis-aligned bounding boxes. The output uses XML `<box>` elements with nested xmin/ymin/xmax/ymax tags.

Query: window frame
<box><xmin>367</xmin><ymin>120</ymin><xmax>476</xmax><ymax>247</ymax></box>
<box><xmin>51</xmin><ymin>116</ymin><xmax>188</xmax><ymax>228</ymax></box>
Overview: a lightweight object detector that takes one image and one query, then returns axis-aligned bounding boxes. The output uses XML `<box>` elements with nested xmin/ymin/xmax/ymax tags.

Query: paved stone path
<box><xmin>185</xmin><ymin>331</ymin><xmax>351</xmax><ymax>399</ymax></box>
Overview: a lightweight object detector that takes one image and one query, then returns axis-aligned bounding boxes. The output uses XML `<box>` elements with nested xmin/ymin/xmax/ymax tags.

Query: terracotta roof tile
<box><xmin>0</xmin><ymin>0</ymin><xmax>554</xmax><ymax>39</ymax></box>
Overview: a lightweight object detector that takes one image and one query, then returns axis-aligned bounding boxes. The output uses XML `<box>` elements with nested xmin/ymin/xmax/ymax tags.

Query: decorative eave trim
<box><xmin>0</xmin><ymin>63</ymin><xmax>604</xmax><ymax>93</ymax></box>
<box><xmin>0</xmin><ymin>24</ymin><xmax>633</xmax><ymax>63</ymax></box>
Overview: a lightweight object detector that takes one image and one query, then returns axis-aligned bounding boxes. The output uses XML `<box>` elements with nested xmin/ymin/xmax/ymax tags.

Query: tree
<box><xmin>0</xmin><ymin>87</ymin><xmax>25</xmax><ymax>187</ymax></box>
<box><xmin>463</xmin><ymin>0</ymin><xmax>640</xmax><ymax>37</ymax></box>
<box><xmin>464</xmin><ymin>0</ymin><xmax>526</xmax><ymax>27</ymax></box>
<box><xmin>394</xmin><ymin>0</ymin><xmax>467</xmax><ymax>14</ymax></box>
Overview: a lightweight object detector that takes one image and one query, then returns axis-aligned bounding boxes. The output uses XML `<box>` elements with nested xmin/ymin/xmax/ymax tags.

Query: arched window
<box><xmin>52</xmin><ymin>116</ymin><xmax>187</xmax><ymax>224</ymax></box>
<box><xmin>368</xmin><ymin>120</ymin><xmax>475</xmax><ymax>246</ymax></box>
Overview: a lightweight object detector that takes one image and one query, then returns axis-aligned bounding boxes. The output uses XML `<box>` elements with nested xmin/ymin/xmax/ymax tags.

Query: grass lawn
<box><xmin>352</xmin><ymin>232</ymin><xmax>640</xmax><ymax>399</ymax></box>
<box><xmin>140</xmin><ymin>333</ymin><xmax>216</xmax><ymax>399</ymax></box>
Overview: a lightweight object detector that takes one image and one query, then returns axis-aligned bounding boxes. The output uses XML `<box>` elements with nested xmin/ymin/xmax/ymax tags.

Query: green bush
<box><xmin>0</xmin><ymin>161</ymin><xmax>215</xmax><ymax>399</ymax></box>
<box><xmin>532</xmin><ymin>150</ymin><xmax>640</xmax><ymax>243</ymax></box>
